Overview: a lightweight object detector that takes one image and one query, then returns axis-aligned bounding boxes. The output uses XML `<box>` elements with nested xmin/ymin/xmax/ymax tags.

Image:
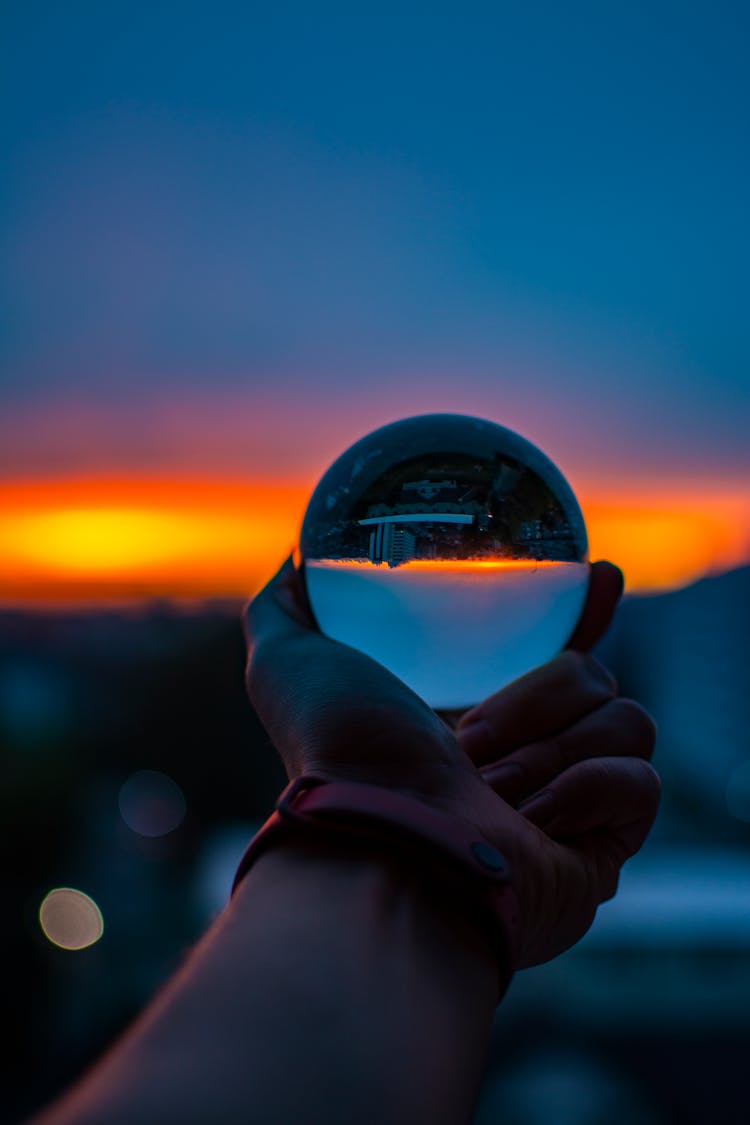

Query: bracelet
<box><xmin>231</xmin><ymin>774</ymin><xmax>522</xmax><ymax>998</ymax></box>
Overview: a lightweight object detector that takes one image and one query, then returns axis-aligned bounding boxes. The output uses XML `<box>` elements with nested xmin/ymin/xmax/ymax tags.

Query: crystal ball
<box><xmin>297</xmin><ymin>413</ymin><xmax>589</xmax><ymax>711</ymax></box>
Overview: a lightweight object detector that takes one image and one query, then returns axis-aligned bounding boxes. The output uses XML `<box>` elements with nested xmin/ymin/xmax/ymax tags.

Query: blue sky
<box><xmin>2</xmin><ymin>1</ymin><xmax>748</xmax><ymax>485</ymax></box>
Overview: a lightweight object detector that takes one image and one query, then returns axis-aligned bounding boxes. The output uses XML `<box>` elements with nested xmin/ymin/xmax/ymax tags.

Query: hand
<box><xmin>243</xmin><ymin>557</ymin><xmax>659</xmax><ymax>968</ymax></box>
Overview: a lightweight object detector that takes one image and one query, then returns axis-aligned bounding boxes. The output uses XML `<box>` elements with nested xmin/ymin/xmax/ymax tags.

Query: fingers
<box><xmin>521</xmin><ymin>756</ymin><xmax>661</xmax><ymax>899</ymax></box>
<box><xmin>456</xmin><ymin>650</ymin><xmax>617</xmax><ymax>766</ymax></box>
<box><xmin>566</xmin><ymin>560</ymin><xmax>624</xmax><ymax>652</ymax></box>
<box><xmin>481</xmin><ymin>697</ymin><xmax>657</xmax><ymax>805</ymax></box>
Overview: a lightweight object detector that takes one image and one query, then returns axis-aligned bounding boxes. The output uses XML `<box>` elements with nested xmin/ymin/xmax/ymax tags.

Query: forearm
<box><xmin>32</xmin><ymin>840</ymin><xmax>500</xmax><ymax>1125</ymax></box>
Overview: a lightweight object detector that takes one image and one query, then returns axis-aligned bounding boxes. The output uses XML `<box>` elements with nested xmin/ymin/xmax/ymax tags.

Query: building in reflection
<box><xmin>359</xmin><ymin>513</ymin><xmax>473</xmax><ymax>566</ymax></box>
<box><xmin>364</xmin><ymin>521</ymin><xmax>417</xmax><ymax>565</ymax></box>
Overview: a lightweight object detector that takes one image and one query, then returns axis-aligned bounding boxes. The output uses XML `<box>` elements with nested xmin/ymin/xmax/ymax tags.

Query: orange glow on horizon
<box><xmin>0</xmin><ymin>479</ymin><xmax>310</xmax><ymax>605</ymax></box>
<box><xmin>12</xmin><ymin>508</ymin><xmax>208</xmax><ymax>573</ymax></box>
<box><xmin>311</xmin><ymin>558</ymin><xmax>578</xmax><ymax>571</ymax></box>
<box><xmin>0</xmin><ymin>477</ymin><xmax>748</xmax><ymax>606</ymax></box>
<box><xmin>582</xmin><ymin>491</ymin><xmax>750</xmax><ymax>594</ymax></box>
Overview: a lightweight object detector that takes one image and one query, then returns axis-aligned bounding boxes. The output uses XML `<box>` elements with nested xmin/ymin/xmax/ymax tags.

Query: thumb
<box><xmin>243</xmin><ymin>555</ymin><xmax>317</xmax><ymax>648</ymax></box>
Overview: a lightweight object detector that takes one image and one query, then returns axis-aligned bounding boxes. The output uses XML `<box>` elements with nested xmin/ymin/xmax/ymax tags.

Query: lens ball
<box><xmin>298</xmin><ymin>414</ymin><xmax>588</xmax><ymax>710</ymax></box>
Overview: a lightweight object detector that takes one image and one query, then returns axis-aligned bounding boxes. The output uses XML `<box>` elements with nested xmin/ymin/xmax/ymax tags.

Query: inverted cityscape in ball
<box><xmin>297</xmin><ymin>413</ymin><xmax>589</xmax><ymax>711</ymax></box>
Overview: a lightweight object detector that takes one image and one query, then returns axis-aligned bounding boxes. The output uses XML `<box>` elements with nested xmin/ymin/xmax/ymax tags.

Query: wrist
<box><xmin>228</xmin><ymin>830</ymin><xmax>499</xmax><ymax>1125</ymax></box>
<box><xmin>232</xmin><ymin>774</ymin><xmax>521</xmax><ymax>1000</ymax></box>
<box><xmin>234</xmin><ymin>828</ymin><xmax>501</xmax><ymax>992</ymax></box>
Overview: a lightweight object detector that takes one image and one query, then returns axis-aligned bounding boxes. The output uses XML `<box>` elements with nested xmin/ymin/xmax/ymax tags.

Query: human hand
<box><xmin>243</xmin><ymin>557</ymin><xmax>659</xmax><ymax>968</ymax></box>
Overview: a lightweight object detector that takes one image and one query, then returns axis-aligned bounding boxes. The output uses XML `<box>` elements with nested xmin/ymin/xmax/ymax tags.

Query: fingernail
<box><xmin>518</xmin><ymin>789</ymin><xmax>556</xmax><ymax>827</ymax></box>
<box><xmin>457</xmin><ymin>718</ymin><xmax>492</xmax><ymax>759</ymax></box>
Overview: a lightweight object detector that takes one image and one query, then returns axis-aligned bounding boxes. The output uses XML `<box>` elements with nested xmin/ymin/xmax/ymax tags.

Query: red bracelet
<box><xmin>232</xmin><ymin>774</ymin><xmax>522</xmax><ymax>997</ymax></box>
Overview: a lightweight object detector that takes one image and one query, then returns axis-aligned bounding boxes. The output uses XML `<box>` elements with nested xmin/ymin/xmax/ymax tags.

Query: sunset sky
<box><xmin>2</xmin><ymin>2</ymin><xmax>748</xmax><ymax>603</ymax></box>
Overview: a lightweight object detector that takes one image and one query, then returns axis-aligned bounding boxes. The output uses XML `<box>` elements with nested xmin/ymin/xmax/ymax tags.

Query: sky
<box><xmin>1</xmin><ymin>1</ymin><xmax>749</xmax><ymax>601</ymax></box>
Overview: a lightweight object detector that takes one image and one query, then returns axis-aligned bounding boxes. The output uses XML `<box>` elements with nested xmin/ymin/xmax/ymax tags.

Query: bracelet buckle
<box><xmin>276</xmin><ymin>773</ymin><xmax>328</xmax><ymax>822</ymax></box>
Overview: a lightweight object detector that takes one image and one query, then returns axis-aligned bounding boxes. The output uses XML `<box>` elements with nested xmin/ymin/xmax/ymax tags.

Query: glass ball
<box><xmin>297</xmin><ymin>414</ymin><xmax>589</xmax><ymax>711</ymax></box>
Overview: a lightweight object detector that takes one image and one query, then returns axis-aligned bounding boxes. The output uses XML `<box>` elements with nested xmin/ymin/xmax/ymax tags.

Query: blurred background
<box><xmin>2</xmin><ymin>2</ymin><xmax>749</xmax><ymax>1123</ymax></box>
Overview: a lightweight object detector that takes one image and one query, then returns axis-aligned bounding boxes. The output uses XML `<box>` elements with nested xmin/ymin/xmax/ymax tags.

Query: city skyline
<box><xmin>305</xmin><ymin>448</ymin><xmax>584</xmax><ymax>566</ymax></box>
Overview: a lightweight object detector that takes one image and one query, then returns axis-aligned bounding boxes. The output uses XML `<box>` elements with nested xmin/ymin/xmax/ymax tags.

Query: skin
<box><xmin>30</xmin><ymin>558</ymin><xmax>659</xmax><ymax>1125</ymax></box>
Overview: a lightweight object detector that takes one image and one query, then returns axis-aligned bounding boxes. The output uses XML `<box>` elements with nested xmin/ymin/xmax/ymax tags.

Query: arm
<box><xmin>35</xmin><ymin>840</ymin><xmax>497</xmax><ymax>1125</ymax></box>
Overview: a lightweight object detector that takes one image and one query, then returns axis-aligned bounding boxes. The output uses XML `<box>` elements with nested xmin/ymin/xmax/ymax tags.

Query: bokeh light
<box><xmin>39</xmin><ymin>888</ymin><xmax>104</xmax><ymax>950</ymax></box>
<box><xmin>118</xmin><ymin>769</ymin><xmax>187</xmax><ymax>837</ymax></box>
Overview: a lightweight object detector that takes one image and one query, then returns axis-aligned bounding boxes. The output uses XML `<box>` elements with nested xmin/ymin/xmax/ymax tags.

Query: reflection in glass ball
<box><xmin>297</xmin><ymin>414</ymin><xmax>589</xmax><ymax>711</ymax></box>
